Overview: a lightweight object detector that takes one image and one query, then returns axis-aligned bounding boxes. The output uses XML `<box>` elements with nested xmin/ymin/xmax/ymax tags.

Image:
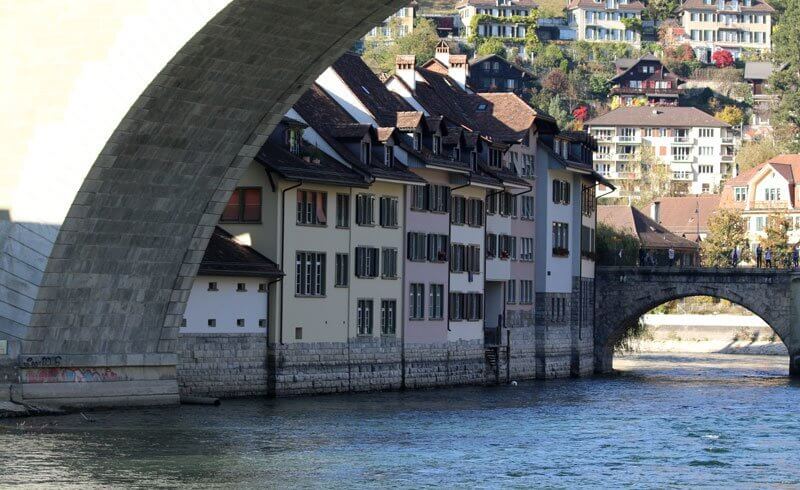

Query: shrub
<box><xmin>711</xmin><ymin>49</ymin><xmax>734</xmax><ymax>68</ymax></box>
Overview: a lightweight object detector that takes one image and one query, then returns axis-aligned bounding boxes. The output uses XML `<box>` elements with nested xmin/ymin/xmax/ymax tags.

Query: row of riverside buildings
<box><xmin>177</xmin><ymin>50</ymin><xmax>611</xmax><ymax>398</ymax></box>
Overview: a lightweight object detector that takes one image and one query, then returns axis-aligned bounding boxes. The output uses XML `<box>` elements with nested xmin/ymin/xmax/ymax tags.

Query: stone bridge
<box><xmin>594</xmin><ymin>266</ymin><xmax>800</xmax><ymax>376</ymax></box>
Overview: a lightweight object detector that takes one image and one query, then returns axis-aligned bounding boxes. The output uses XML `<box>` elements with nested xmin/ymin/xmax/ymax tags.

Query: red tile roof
<box><xmin>199</xmin><ymin>227</ymin><xmax>283</xmax><ymax>278</ymax></box>
<box><xmin>680</xmin><ymin>0</ymin><xmax>774</xmax><ymax>12</ymax></box>
<box><xmin>599</xmin><ymin>205</ymin><xmax>700</xmax><ymax>250</ymax></box>
<box><xmin>647</xmin><ymin>195</ymin><xmax>720</xmax><ymax>241</ymax></box>
<box><xmin>567</xmin><ymin>0</ymin><xmax>645</xmax><ymax>10</ymax></box>
<box><xmin>585</xmin><ymin>107</ymin><xmax>730</xmax><ymax>128</ymax></box>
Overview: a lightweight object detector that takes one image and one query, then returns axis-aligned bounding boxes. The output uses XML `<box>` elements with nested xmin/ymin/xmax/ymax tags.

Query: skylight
<box><xmin>361</xmin><ymin>85</ymin><xmax>370</xmax><ymax>95</ymax></box>
<box><xmin>477</xmin><ymin>103</ymin><xmax>488</xmax><ymax>112</ymax></box>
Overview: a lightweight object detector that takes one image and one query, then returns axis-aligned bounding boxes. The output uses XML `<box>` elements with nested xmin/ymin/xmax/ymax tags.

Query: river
<box><xmin>1</xmin><ymin>353</ymin><xmax>799</xmax><ymax>488</ymax></box>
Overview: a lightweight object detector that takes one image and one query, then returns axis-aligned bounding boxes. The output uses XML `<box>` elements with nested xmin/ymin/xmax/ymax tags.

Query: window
<box><xmin>452</xmin><ymin>147</ymin><xmax>461</xmax><ymax>161</ymax></box>
<box><xmin>521</xmin><ymin>154</ymin><xmax>534</xmax><ymax>176</ymax></box>
<box><xmin>499</xmin><ymin>235</ymin><xmax>517</xmax><ymax>260</ymax></box>
<box><xmin>259</xmin><ymin>319</ymin><xmax>267</xmax><ymax>328</ymax></box>
<box><xmin>582</xmin><ymin>186</ymin><xmax>596</xmax><ymax>216</ymax></box>
<box><xmin>429</xmin><ymin>284</ymin><xmax>444</xmax><ymax>320</ymax></box>
<box><xmin>699</xmin><ymin>146</ymin><xmax>714</xmax><ymax>156</ymax></box>
<box><xmin>355</xmin><ymin>246</ymin><xmax>379</xmax><ymax>278</ymax></box>
<box><xmin>410</xmin><ymin>283</ymin><xmax>425</xmax><ymax>320</ymax></box>
<box><xmin>520</xmin><ymin>280</ymin><xmax>533</xmax><ymax>304</ymax></box>
<box><xmin>486</xmin><ymin>233</ymin><xmax>497</xmax><ymax>258</ymax></box>
<box><xmin>552</xmin><ymin>222</ymin><xmax>569</xmax><ymax>256</ymax></box>
<box><xmin>258</xmin><ymin>283</ymin><xmax>267</xmax><ymax>293</ymax></box>
<box><xmin>432</xmin><ymin>134</ymin><xmax>442</xmax><ymax>155</ymax></box>
<box><xmin>500</xmin><ymin>192</ymin><xmax>517</xmax><ymax>216</ymax></box>
<box><xmin>221</xmin><ymin>188</ymin><xmax>261</xmax><ymax>223</ymax></box>
<box><xmin>361</xmin><ymin>141</ymin><xmax>372</xmax><ymax>164</ymax></box>
<box><xmin>286</xmin><ymin>128</ymin><xmax>301</xmax><ymax>155</ymax></box>
<box><xmin>208</xmin><ymin>319</ymin><xmax>216</xmax><ymax>328</ymax></box>
<box><xmin>356</xmin><ymin>194</ymin><xmax>375</xmax><ymax>225</ymax></box>
<box><xmin>208</xmin><ymin>282</ymin><xmax>218</xmax><ymax>291</ymax></box>
<box><xmin>181</xmin><ymin>317</ymin><xmax>186</xmax><ymax>328</ymax></box>
<box><xmin>734</xmin><ymin>187</ymin><xmax>747</xmax><ymax>202</ymax></box>
<box><xmin>450</xmin><ymin>244</ymin><xmax>481</xmax><ymax>273</ymax></box>
<box><xmin>449</xmin><ymin>292</ymin><xmax>483</xmax><ymax>321</ymax></box>
<box><xmin>407</xmin><ymin>232</ymin><xmax>427</xmax><ymax>261</ymax></box>
<box><xmin>357</xmin><ymin>299</ymin><xmax>373</xmax><ymax>335</ymax></box>
<box><xmin>581</xmin><ymin>225</ymin><xmax>596</xmax><ymax>258</ymax></box>
<box><xmin>470</xmin><ymin>150</ymin><xmax>478</xmax><ymax>169</ymax></box>
<box><xmin>427</xmin><ymin>234</ymin><xmax>448</xmax><ymax>262</ymax></box>
<box><xmin>382</xmin><ymin>248</ymin><xmax>398</xmax><ymax>278</ymax></box>
<box><xmin>489</xmin><ymin>147</ymin><xmax>503</xmax><ymax>168</ymax></box>
<box><xmin>335</xmin><ymin>253</ymin><xmax>348</xmax><ymax>287</ymax></box>
<box><xmin>506</xmin><ymin>280</ymin><xmax>517</xmax><ymax>304</ymax></box>
<box><xmin>236</xmin><ymin>282</ymin><xmax>247</xmax><ymax>292</ymax></box>
<box><xmin>755</xmin><ymin>216</ymin><xmax>765</xmax><ymax>231</ymax></box>
<box><xmin>520</xmin><ymin>237</ymin><xmax>534</xmax><ymax>261</ymax></box>
<box><xmin>486</xmin><ymin>193</ymin><xmax>498</xmax><ymax>214</ymax></box>
<box><xmin>451</xmin><ymin>195</ymin><xmax>467</xmax><ymax>225</ymax></box>
<box><xmin>410</xmin><ymin>185</ymin><xmax>426</xmax><ymax>211</ymax></box>
<box><xmin>413</xmin><ymin>132</ymin><xmax>421</xmax><ymax>151</ymax></box>
<box><xmin>764</xmin><ymin>188</ymin><xmax>781</xmax><ymax>201</ymax></box>
<box><xmin>297</xmin><ymin>190</ymin><xmax>327</xmax><ymax>225</ymax></box>
<box><xmin>379</xmin><ymin>196</ymin><xmax>399</xmax><ymax>227</ymax></box>
<box><xmin>699</xmin><ymin>128</ymin><xmax>714</xmax><ymax>138</ymax></box>
<box><xmin>236</xmin><ymin>318</ymin><xmax>245</xmax><ymax>328</ymax></box>
<box><xmin>427</xmin><ymin>185</ymin><xmax>450</xmax><ymax>213</ymax></box>
<box><xmin>384</xmin><ymin>145</ymin><xmax>394</xmax><ymax>166</ymax></box>
<box><xmin>295</xmin><ymin>252</ymin><xmax>326</xmax><ymax>296</ymax></box>
<box><xmin>381</xmin><ymin>300</ymin><xmax>396</xmax><ymax>335</ymax></box>
<box><xmin>336</xmin><ymin>194</ymin><xmax>350</xmax><ymax>228</ymax></box>
<box><xmin>521</xmin><ymin>196</ymin><xmax>534</xmax><ymax>219</ymax></box>
<box><xmin>552</xmin><ymin>180</ymin><xmax>571</xmax><ymax>205</ymax></box>
<box><xmin>467</xmin><ymin>199</ymin><xmax>484</xmax><ymax>227</ymax></box>
<box><xmin>698</xmin><ymin>165</ymin><xmax>713</xmax><ymax>174</ymax></box>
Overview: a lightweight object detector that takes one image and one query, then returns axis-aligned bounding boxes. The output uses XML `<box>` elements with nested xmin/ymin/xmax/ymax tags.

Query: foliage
<box><xmin>644</xmin><ymin>0</ymin><xmax>679</xmax><ymax>22</ymax></box>
<box><xmin>477</xmin><ymin>38</ymin><xmax>506</xmax><ymax>57</ymax></box>
<box><xmin>547</xmin><ymin>94</ymin><xmax>571</xmax><ymax>129</ymax></box>
<box><xmin>362</xmin><ymin>18</ymin><xmax>440</xmax><ymax>74</ymax></box>
<box><xmin>621</xmin><ymin>17</ymin><xmax>643</xmax><ymax>34</ymax></box>
<box><xmin>596</xmin><ymin>223</ymin><xmax>640</xmax><ymax>266</ymax></box>
<box><xmin>609</xmin><ymin>95</ymin><xmax>622</xmax><ymax>110</ymax></box>
<box><xmin>714</xmin><ymin>106</ymin><xmax>745</xmax><ymax>126</ymax></box>
<box><xmin>734</xmin><ymin>138</ymin><xmax>781</xmax><ymax>174</ymax></box>
<box><xmin>770</xmin><ymin>0</ymin><xmax>800</xmax><ymax>152</ymax></box>
<box><xmin>536</xmin><ymin>0</ymin><xmax>567</xmax><ymax>18</ymax></box>
<box><xmin>572</xmin><ymin>105</ymin><xmax>589</xmax><ymax>122</ymax></box>
<box><xmin>711</xmin><ymin>67</ymin><xmax>745</xmax><ymax>97</ymax></box>
<box><xmin>762</xmin><ymin>214</ymin><xmax>793</xmax><ymax>267</ymax></box>
<box><xmin>615</xmin><ymin>146</ymin><xmax>672</xmax><ymax>209</ymax></box>
<box><xmin>588</xmin><ymin>75</ymin><xmax>612</xmax><ymax>99</ymax></box>
<box><xmin>701</xmin><ymin>209</ymin><xmax>751</xmax><ymax>267</ymax></box>
<box><xmin>469</xmin><ymin>12</ymin><xmax>540</xmax><ymax>51</ymax></box>
<box><xmin>542</xmin><ymin>68</ymin><xmax>569</xmax><ymax>93</ymax></box>
<box><xmin>711</xmin><ymin>50</ymin><xmax>734</xmax><ymax>68</ymax></box>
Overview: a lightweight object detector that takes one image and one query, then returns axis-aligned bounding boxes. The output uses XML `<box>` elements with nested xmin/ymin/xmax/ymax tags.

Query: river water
<box><xmin>1</xmin><ymin>353</ymin><xmax>799</xmax><ymax>488</ymax></box>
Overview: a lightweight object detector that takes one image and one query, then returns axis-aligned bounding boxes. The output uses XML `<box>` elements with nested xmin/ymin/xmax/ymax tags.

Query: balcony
<box><xmin>613</xmin><ymin>135</ymin><xmax>641</xmax><ymax>144</ymax></box>
<box><xmin>611</xmin><ymin>86</ymin><xmax>680</xmax><ymax>96</ymax></box>
<box><xmin>608</xmin><ymin>171</ymin><xmax>641</xmax><ymax>180</ymax></box>
<box><xmin>671</xmin><ymin>154</ymin><xmax>693</xmax><ymax>163</ymax></box>
<box><xmin>672</xmin><ymin>172</ymin><xmax>694</xmax><ymax>181</ymax></box>
<box><xmin>721</xmin><ymin>137</ymin><xmax>735</xmax><ymax>144</ymax></box>
<box><xmin>593</xmin><ymin>133</ymin><xmax>613</xmax><ymax>142</ymax></box>
<box><xmin>721</xmin><ymin>154</ymin><xmax>735</xmax><ymax>162</ymax></box>
<box><xmin>671</xmin><ymin>136</ymin><xmax>695</xmax><ymax>145</ymax></box>
<box><xmin>616</xmin><ymin>153</ymin><xmax>637</xmax><ymax>161</ymax></box>
<box><xmin>595</xmin><ymin>153</ymin><xmax>614</xmax><ymax>161</ymax></box>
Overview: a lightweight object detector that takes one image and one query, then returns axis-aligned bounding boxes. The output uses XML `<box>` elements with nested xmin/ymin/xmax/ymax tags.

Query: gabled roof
<box><xmin>598</xmin><ymin>206</ymin><xmax>700</xmax><ymax>251</ymax></box>
<box><xmin>456</xmin><ymin>0</ymin><xmax>538</xmax><ymax>8</ymax></box>
<box><xmin>567</xmin><ymin>0</ymin><xmax>645</xmax><ymax>11</ymax></box>
<box><xmin>610</xmin><ymin>55</ymin><xmax>685</xmax><ymax>84</ymax></box>
<box><xmin>330</xmin><ymin>52</ymin><xmax>414</xmax><ymax>127</ymax></box>
<box><xmin>469</xmin><ymin>92</ymin><xmax>556</xmax><ymax>143</ymax></box>
<box><xmin>199</xmin><ymin>227</ymin><xmax>283</xmax><ymax>278</ymax></box>
<box><xmin>743</xmin><ymin>61</ymin><xmax>785</xmax><ymax>81</ymax></box>
<box><xmin>725</xmin><ymin>155</ymin><xmax>800</xmax><ymax>186</ymax></box>
<box><xmin>256</xmin><ymin>141</ymin><xmax>367</xmax><ymax>187</ymax></box>
<box><xmin>680</xmin><ymin>0</ymin><xmax>774</xmax><ymax>12</ymax></box>
<box><xmin>395</xmin><ymin>111</ymin><xmax>425</xmax><ymax>131</ymax></box>
<box><xmin>421</xmin><ymin>57</ymin><xmax>450</xmax><ymax>74</ymax></box>
<box><xmin>469</xmin><ymin>54</ymin><xmax>534</xmax><ymax>78</ymax></box>
<box><xmin>647</xmin><ymin>195</ymin><xmax>720</xmax><ymax>241</ymax></box>
<box><xmin>585</xmin><ymin>107</ymin><xmax>730</xmax><ymax>128</ymax></box>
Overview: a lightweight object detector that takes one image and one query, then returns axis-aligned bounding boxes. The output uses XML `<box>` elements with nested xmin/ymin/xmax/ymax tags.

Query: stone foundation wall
<box><xmin>177</xmin><ymin>333</ymin><xmax>267</xmax><ymax>398</ymax></box>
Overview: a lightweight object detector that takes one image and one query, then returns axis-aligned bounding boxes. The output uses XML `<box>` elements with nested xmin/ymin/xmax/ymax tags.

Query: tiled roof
<box><xmin>469</xmin><ymin>92</ymin><xmax>556</xmax><ymax>142</ymax></box>
<box><xmin>725</xmin><ymin>155</ymin><xmax>800</xmax><ymax>186</ymax></box>
<box><xmin>199</xmin><ymin>227</ymin><xmax>283</xmax><ymax>278</ymax></box>
<box><xmin>421</xmin><ymin>57</ymin><xmax>450</xmax><ymax>74</ymax></box>
<box><xmin>414</xmin><ymin>68</ymin><xmax>476</xmax><ymax>129</ymax></box>
<box><xmin>395</xmin><ymin>111</ymin><xmax>425</xmax><ymax>131</ymax></box>
<box><xmin>647</xmin><ymin>195</ymin><xmax>720</xmax><ymax>241</ymax></box>
<box><xmin>255</xmin><ymin>141</ymin><xmax>367</xmax><ymax>187</ymax></box>
<box><xmin>329</xmin><ymin>123</ymin><xmax>373</xmax><ymax>139</ymax></box>
<box><xmin>598</xmin><ymin>205</ymin><xmax>700</xmax><ymax>250</ymax></box>
<box><xmin>585</xmin><ymin>107</ymin><xmax>730</xmax><ymax>128</ymax></box>
<box><xmin>743</xmin><ymin>61</ymin><xmax>783</xmax><ymax>81</ymax></box>
<box><xmin>680</xmin><ymin>0</ymin><xmax>774</xmax><ymax>12</ymax></box>
<box><xmin>456</xmin><ymin>0</ymin><xmax>538</xmax><ymax>8</ymax></box>
<box><xmin>567</xmin><ymin>0</ymin><xmax>645</xmax><ymax>10</ymax></box>
<box><xmin>330</xmin><ymin>52</ymin><xmax>414</xmax><ymax>127</ymax></box>
<box><xmin>610</xmin><ymin>55</ymin><xmax>684</xmax><ymax>83</ymax></box>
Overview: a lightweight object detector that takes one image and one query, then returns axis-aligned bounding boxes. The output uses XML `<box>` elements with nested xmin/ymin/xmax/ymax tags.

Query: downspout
<box><xmin>485</xmin><ymin>187</ymin><xmax>505</xmax><ymax>341</ymax></box>
<box><xmin>593</xmin><ymin>183</ymin><xmax>616</xmax><ymax>359</ymax></box>
<box><xmin>279</xmin><ymin>181</ymin><xmax>303</xmax><ymax>345</ymax></box>
<box><xmin>448</xmin><ymin>177</ymin><xmax>472</xmax><ymax>332</ymax></box>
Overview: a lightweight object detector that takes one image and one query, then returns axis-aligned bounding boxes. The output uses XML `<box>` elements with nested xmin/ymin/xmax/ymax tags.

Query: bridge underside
<box><xmin>594</xmin><ymin>267</ymin><xmax>800</xmax><ymax>377</ymax></box>
<box><xmin>3</xmin><ymin>0</ymin><xmax>407</xmax><ymax>407</ymax></box>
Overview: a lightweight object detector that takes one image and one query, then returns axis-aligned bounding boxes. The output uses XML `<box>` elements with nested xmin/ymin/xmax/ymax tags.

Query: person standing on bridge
<box><xmin>756</xmin><ymin>244</ymin><xmax>763</xmax><ymax>268</ymax></box>
<box><xmin>730</xmin><ymin>247</ymin><xmax>739</xmax><ymax>268</ymax></box>
<box><xmin>793</xmin><ymin>245</ymin><xmax>799</xmax><ymax>270</ymax></box>
<box><xmin>668</xmin><ymin>247</ymin><xmax>675</xmax><ymax>267</ymax></box>
<box><xmin>765</xmin><ymin>248</ymin><xmax>773</xmax><ymax>268</ymax></box>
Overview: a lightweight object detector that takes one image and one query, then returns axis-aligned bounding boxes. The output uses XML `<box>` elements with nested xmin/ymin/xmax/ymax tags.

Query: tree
<box><xmin>609</xmin><ymin>95</ymin><xmax>623</xmax><ymax>110</ymax></box>
<box><xmin>542</xmin><ymin>68</ymin><xmax>569</xmax><ymax>94</ymax></box>
<box><xmin>770</xmin><ymin>0</ymin><xmax>800</xmax><ymax>151</ymax></box>
<box><xmin>678</xmin><ymin>43</ymin><xmax>695</xmax><ymax>61</ymax></box>
<box><xmin>701</xmin><ymin>209</ymin><xmax>751</xmax><ymax>267</ymax></box>
<box><xmin>762</xmin><ymin>214</ymin><xmax>793</xmax><ymax>268</ymax></box>
<box><xmin>621</xmin><ymin>17</ymin><xmax>642</xmax><ymax>34</ymax></box>
<box><xmin>477</xmin><ymin>37</ymin><xmax>506</xmax><ymax>57</ymax></box>
<box><xmin>615</xmin><ymin>145</ymin><xmax>672</xmax><ymax>208</ymax></box>
<box><xmin>645</xmin><ymin>0</ymin><xmax>679</xmax><ymax>21</ymax></box>
<box><xmin>715</xmin><ymin>106</ymin><xmax>745</xmax><ymax>126</ymax></box>
<box><xmin>596</xmin><ymin>223</ymin><xmax>640</xmax><ymax>266</ymax></box>
<box><xmin>735</xmin><ymin>138</ymin><xmax>781</xmax><ymax>174</ymax></box>
<box><xmin>589</xmin><ymin>74</ymin><xmax>612</xmax><ymax>99</ymax></box>
<box><xmin>362</xmin><ymin>18</ymin><xmax>440</xmax><ymax>74</ymax></box>
<box><xmin>547</xmin><ymin>95</ymin><xmax>570</xmax><ymax>129</ymax></box>
<box><xmin>572</xmin><ymin>105</ymin><xmax>589</xmax><ymax>122</ymax></box>
<box><xmin>711</xmin><ymin>49</ymin><xmax>734</xmax><ymax>68</ymax></box>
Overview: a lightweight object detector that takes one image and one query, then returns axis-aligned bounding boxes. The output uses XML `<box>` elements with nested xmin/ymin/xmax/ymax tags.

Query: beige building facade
<box><xmin>680</xmin><ymin>0</ymin><xmax>774</xmax><ymax>61</ymax></box>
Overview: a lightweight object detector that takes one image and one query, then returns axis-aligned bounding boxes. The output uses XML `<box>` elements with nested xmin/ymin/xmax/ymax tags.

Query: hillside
<box><xmin>417</xmin><ymin>0</ymin><xmax>567</xmax><ymax>17</ymax></box>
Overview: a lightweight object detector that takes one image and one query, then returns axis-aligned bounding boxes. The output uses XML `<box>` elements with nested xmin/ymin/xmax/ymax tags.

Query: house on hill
<box><xmin>610</xmin><ymin>55</ymin><xmax>685</xmax><ymax>106</ymax></box>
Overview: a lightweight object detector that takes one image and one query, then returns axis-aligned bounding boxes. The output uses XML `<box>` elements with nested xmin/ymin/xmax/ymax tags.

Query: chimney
<box><xmin>448</xmin><ymin>55</ymin><xmax>469</xmax><ymax>90</ymax></box>
<box><xmin>395</xmin><ymin>55</ymin><xmax>416</xmax><ymax>91</ymax></box>
<box><xmin>434</xmin><ymin>41</ymin><xmax>450</xmax><ymax>67</ymax></box>
<box><xmin>650</xmin><ymin>201</ymin><xmax>661</xmax><ymax>223</ymax></box>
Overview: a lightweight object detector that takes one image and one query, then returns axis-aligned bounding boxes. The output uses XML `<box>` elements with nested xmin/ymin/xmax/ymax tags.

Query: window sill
<box><xmin>381</xmin><ymin>276</ymin><xmax>398</xmax><ymax>280</ymax></box>
<box><xmin>357</xmin><ymin>333</ymin><xmax>374</xmax><ymax>338</ymax></box>
<box><xmin>357</xmin><ymin>223</ymin><xmax>376</xmax><ymax>227</ymax></box>
<box><xmin>381</xmin><ymin>225</ymin><xmax>400</xmax><ymax>229</ymax></box>
<box><xmin>219</xmin><ymin>220</ymin><xmax>262</xmax><ymax>225</ymax></box>
<box><xmin>296</xmin><ymin>223</ymin><xmax>328</xmax><ymax>228</ymax></box>
<box><xmin>335</xmin><ymin>225</ymin><xmax>350</xmax><ymax>230</ymax></box>
<box><xmin>381</xmin><ymin>334</ymin><xmax>397</xmax><ymax>338</ymax></box>
<box><xmin>334</xmin><ymin>284</ymin><xmax>348</xmax><ymax>288</ymax></box>
<box><xmin>295</xmin><ymin>294</ymin><xmax>327</xmax><ymax>298</ymax></box>
<box><xmin>355</xmin><ymin>276</ymin><xmax>379</xmax><ymax>280</ymax></box>
<box><xmin>409</xmin><ymin>317</ymin><xmax>425</xmax><ymax>321</ymax></box>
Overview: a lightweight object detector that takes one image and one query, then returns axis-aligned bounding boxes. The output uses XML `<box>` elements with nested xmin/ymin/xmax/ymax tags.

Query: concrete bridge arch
<box><xmin>1</xmin><ymin>0</ymin><xmax>407</xmax><ymax>406</ymax></box>
<box><xmin>594</xmin><ymin>267</ymin><xmax>800</xmax><ymax>376</ymax></box>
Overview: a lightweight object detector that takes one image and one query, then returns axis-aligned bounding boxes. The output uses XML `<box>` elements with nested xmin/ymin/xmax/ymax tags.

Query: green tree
<box><xmin>596</xmin><ymin>223</ymin><xmax>640</xmax><ymax>266</ymax></box>
<box><xmin>714</xmin><ymin>106</ymin><xmax>745</xmax><ymax>126</ymax></box>
<box><xmin>701</xmin><ymin>209</ymin><xmax>751</xmax><ymax>267</ymax></box>
<box><xmin>734</xmin><ymin>138</ymin><xmax>781</xmax><ymax>174</ymax></box>
<box><xmin>769</xmin><ymin>0</ymin><xmax>800</xmax><ymax>151</ymax></box>
<box><xmin>362</xmin><ymin>18</ymin><xmax>440</xmax><ymax>74</ymax></box>
<box><xmin>547</xmin><ymin>94</ymin><xmax>570</xmax><ymax>129</ymax></box>
<box><xmin>621</xmin><ymin>17</ymin><xmax>643</xmax><ymax>34</ymax></box>
<box><xmin>617</xmin><ymin>145</ymin><xmax>672</xmax><ymax>208</ymax></box>
<box><xmin>477</xmin><ymin>37</ymin><xmax>506</xmax><ymax>57</ymax></box>
<box><xmin>762</xmin><ymin>214</ymin><xmax>792</xmax><ymax>268</ymax></box>
<box><xmin>645</xmin><ymin>0</ymin><xmax>679</xmax><ymax>21</ymax></box>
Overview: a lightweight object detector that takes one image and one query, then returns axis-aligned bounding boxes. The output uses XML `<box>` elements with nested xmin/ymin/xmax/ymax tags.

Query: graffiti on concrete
<box><xmin>24</xmin><ymin>367</ymin><xmax>120</xmax><ymax>384</ymax></box>
<box><xmin>21</xmin><ymin>356</ymin><xmax>62</xmax><ymax>368</ymax></box>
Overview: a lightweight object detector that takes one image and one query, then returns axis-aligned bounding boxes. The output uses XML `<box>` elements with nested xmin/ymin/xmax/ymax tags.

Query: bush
<box><xmin>711</xmin><ymin>49</ymin><xmax>734</xmax><ymax>68</ymax></box>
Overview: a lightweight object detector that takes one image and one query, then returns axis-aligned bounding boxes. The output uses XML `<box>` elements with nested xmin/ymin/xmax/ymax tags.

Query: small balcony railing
<box><xmin>614</xmin><ymin>135</ymin><xmax>641</xmax><ymax>144</ymax></box>
<box><xmin>721</xmin><ymin>137</ymin><xmax>735</xmax><ymax>144</ymax></box>
<box><xmin>671</xmin><ymin>154</ymin><xmax>693</xmax><ymax>162</ymax></box>
<box><xmin>671</xmin><ymin>136</ymin><xmax>695</xmax><ymax>145</ymax></box>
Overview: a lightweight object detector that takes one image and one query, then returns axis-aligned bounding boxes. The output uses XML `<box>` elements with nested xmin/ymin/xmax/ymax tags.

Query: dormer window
<box><xmin>413</xmin><ymin>132</ymin><xmax>421</xmax><ymax>151</ymax></box>
<box><xmin>432</xmin><ymin>134</ymin><xmax>442</xmax><ymax>155</ymax></box>
<box><xmin>470</xmin><ymin>150</ymin><xmax>478</xmax><ymax>170</ymax></box>
<box><xmin>361</xmin><ymin>141</ymin><xmax>371</xmax><ymax>165</ymax></box>
<box><xmin>286</xmin><ymin>128</ymin><xmax>301</xmax><ymax>155</ymax></box>
<box><xmin>452</xmin><ymin>147</ymin><xmax>461</xmax><ymax>161</ymax></box>
<box><xmin>489</xmin><ymin>148</ymin><xmax>503</xmax><ymax>168</ymax></box>
<box><xmin>384</xmin><ymin>145</ymin><xmax>394</xmax><ymax>167</ymax></box>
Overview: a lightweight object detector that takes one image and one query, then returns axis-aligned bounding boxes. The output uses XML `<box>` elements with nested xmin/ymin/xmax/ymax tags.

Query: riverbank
<box><xmin>629</xmin><ymin>314</ymin><xmax>786</xmax><ymax>356</ymax></box>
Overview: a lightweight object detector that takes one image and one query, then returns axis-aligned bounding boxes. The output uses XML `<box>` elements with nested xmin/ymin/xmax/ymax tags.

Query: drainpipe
<box><xmin>279</xmin><ymin>181</ymin><xmax>302</xmax><ymax>345</ymax></box>
<box><xmin>593</xmin><ymin>183</ymin><xmax>616</xmax><ymax>369</ymax></box>
<box><xmin>485</xmin><ymin>187</ymin><xmax>505</xmax><ymax>342</ymax></box>
<box><xmin>448</xmin><ymin>177</ymin><xmax>472</xmax><ymax>333</ymax></box>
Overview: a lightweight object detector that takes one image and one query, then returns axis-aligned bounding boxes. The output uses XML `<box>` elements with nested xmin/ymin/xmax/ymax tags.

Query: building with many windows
<box><xmin>363</xmin><ymin>3</ymin><xmax>418</xmax><ymax>46</ymax></box>
<box><xmin>610</xmin><ymin>55</ymin><xmax>685</xmax><ymax>106</ymax></box>
<box><xmin>585</xmin><ymin>106</ymin><xmax>736</xmax><ymax>198</ymax></box>
<box><xmin>456</xmin><ymin>0</ymin><xmax>539</xmax><ymax>54</ymax></box>
<box><xmin>679</xmin><ymin>0</ymin><xmax>774</xmax><ymax>62</ymax></box>
<box><xmin>566</xmin><ymin>0</ymin><xmax>645</xmax><ymax>45</ymax></box>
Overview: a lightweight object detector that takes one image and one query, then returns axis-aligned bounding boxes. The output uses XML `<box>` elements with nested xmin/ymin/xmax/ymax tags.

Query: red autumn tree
<box><xmin>572</xmin><ymin>105</ymin><xmax>589</xmax><ymax>122</ymax></box>
<box><xmin>711</xmin><ymin>49</ymin><xmax>734</xmax><ymax>68</ymax></box>
<box><xmin>542</xmin><ymin>69</ymin><xmax>569</xmax><ymax>94</ymax></box>
<box><xmin>679</xmin><ymin>43</ymin><xmax>695</xmax><ymax>61</ymax></box>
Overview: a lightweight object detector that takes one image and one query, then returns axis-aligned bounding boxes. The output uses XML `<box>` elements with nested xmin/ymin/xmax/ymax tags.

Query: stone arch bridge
<box><xmin>594</xmin><ymin>266</ymin><xmax>800</xmax><ymax>376</ymax></box>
